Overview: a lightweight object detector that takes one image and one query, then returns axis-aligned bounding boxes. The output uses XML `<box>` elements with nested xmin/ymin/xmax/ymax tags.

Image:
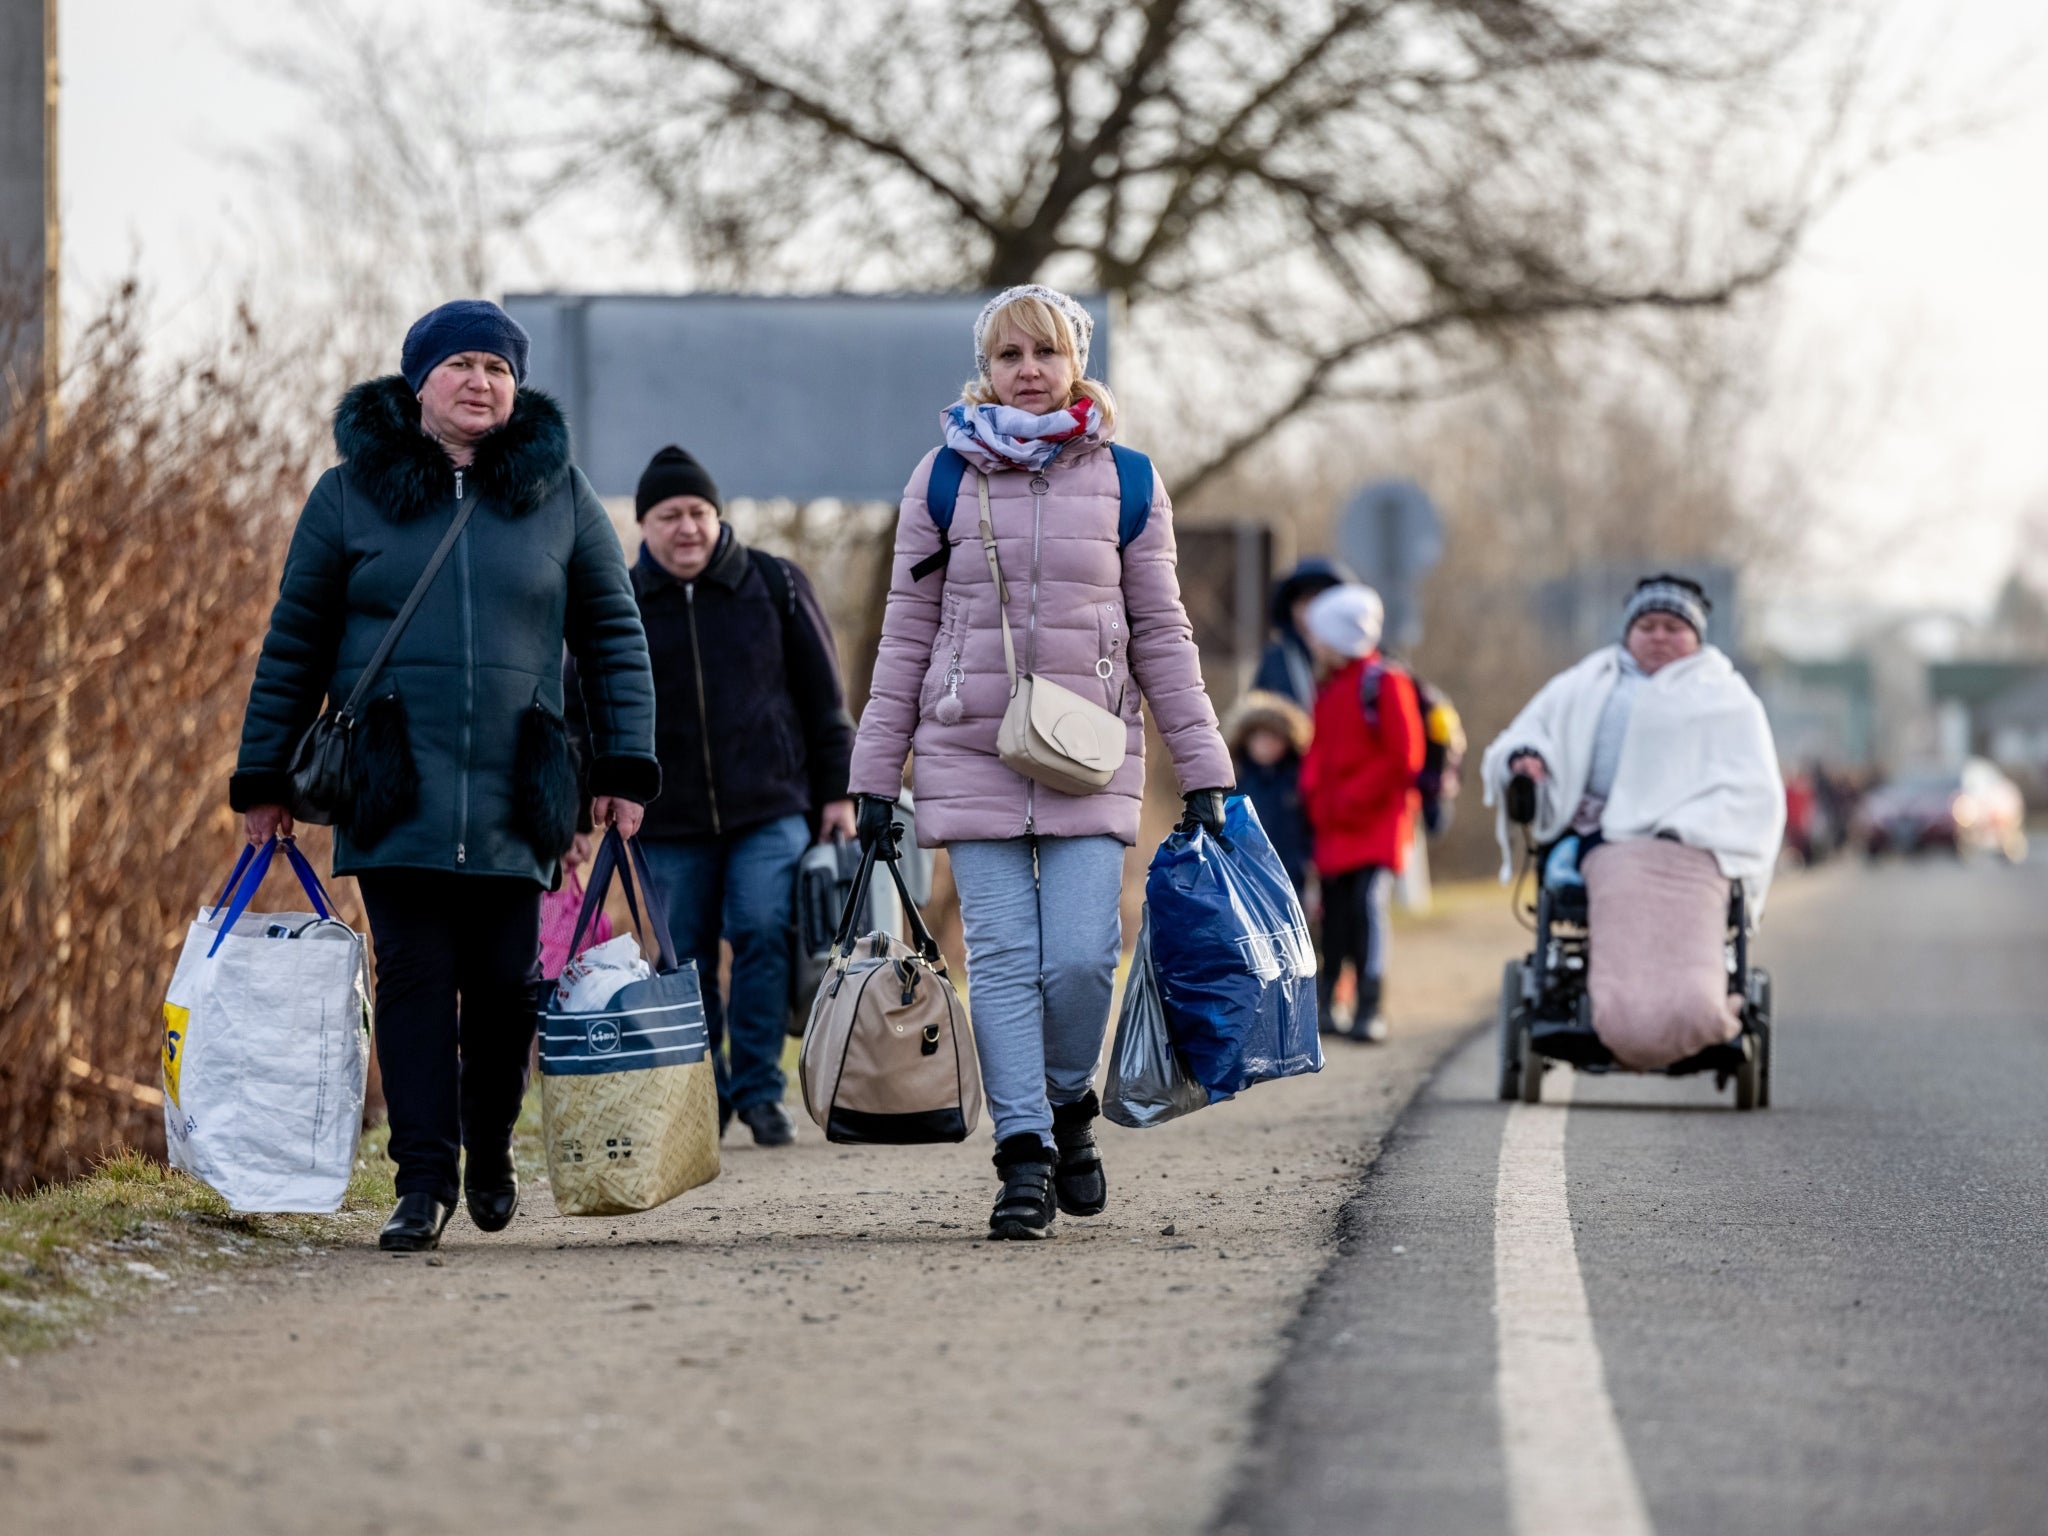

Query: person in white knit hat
<box><xmin>1298</xmin><ymin>583</ymin><xmax>1424</xmax><ymax>1043</ymax></box>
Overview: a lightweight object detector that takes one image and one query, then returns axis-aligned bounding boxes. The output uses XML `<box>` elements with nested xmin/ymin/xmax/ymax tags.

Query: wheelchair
<box><xmin>1495</xmin><ymin>774</ymin><xmax>1773</xmax><ymax>1110</ymax></box>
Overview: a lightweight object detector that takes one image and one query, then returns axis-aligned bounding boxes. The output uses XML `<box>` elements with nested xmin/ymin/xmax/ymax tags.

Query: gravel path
<box><xmin>0</xmin><ymin>898</ymin><xmax>1520</xmax><ymax>1536</ymax></box>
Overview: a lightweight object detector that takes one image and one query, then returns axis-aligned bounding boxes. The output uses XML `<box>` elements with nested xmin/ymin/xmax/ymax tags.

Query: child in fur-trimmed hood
<box><xmin>1223</xmin><ymin>690</ymin><xmax>1315</xmax><ymax>897</ymax></box>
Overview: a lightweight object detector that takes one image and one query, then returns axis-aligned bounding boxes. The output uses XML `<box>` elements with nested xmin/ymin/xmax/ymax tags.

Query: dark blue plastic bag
<box><xmin>1146</xmin><ymin>796</ymin><xmax>1322</xmax><ymax>1100</ymax></box>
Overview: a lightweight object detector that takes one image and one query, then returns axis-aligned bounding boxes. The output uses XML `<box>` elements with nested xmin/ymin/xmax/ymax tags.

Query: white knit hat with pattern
<box><xmin>973</xmin><ymin>285</ymin><xmax>1094</xmax><ymax>381</ymax></box>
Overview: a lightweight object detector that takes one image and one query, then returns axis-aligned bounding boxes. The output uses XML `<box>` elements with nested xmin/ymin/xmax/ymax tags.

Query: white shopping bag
<box><xmin>552</xmin><ymin>931</ymin><xmax>650</xmax><ymax>1014</ymax></box>
<box><xmin>161</xmin><ymin>838</ymin><xmax>371</xmax><ymax>1213</ymax></box>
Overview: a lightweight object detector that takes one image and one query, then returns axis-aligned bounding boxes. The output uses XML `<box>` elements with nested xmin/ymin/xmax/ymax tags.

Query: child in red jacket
<box><xmin>1299</xmin><ymin>585</ymin><xmax>1425</xmax><ymax>1043</ymax></box>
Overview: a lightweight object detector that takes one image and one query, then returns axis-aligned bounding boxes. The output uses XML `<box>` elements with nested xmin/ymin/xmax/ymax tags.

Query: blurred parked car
<box><xmin>1858</xmin><ymin>758</ymin><xmax>2026</xmax><ymax>862</ymax></box>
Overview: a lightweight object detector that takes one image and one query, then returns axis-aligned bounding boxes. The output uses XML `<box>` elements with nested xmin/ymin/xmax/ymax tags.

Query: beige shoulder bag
<box><xmin>976</xmin><ymin>475</ymin><xmax>1128</xmax><ymax>797</ymax></box>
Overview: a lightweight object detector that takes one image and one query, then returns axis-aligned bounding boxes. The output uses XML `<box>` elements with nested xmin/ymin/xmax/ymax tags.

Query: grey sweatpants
<box><xmin>947</xmin><ymin>835</ymin><xmax>1126</xmax><ymax>1148</ymax></box>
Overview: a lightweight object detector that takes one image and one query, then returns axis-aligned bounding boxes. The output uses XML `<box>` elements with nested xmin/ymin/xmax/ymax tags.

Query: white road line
<box><xmin>1494</xmin><ymin>1073</ymin><xmax>1656</xmax><ymax>1536</ymax></box>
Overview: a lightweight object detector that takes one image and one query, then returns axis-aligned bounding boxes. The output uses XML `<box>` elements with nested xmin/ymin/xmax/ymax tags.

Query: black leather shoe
<box><xmin>379</xmin><ymin>1192</ymin><xmax>453</xmax><ymax>1252</ymax></box>
<box><xmin>988</xmin><ymin>1135</ymin><xmax>1056</xmax><ymax>1240</ymax></box>
<box><xmin>1050</xmin><ymin>1091</ymin><xmax>1107</xmax><ymax>1217</ymax></box>
<box><xmin>737</xmin><ymin>1100</ymin><xmax>796</xmax><ymax>1147</ymax></box>
<box><xmin>464</xmin><ymin>1150</ymin><xmax>519</xmax><ymax>1234</ymax></box>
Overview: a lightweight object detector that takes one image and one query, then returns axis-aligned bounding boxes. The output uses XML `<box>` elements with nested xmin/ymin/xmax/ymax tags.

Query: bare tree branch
<box><xmin>484</xmin><ymin>0</ymin><xmax>1907</xmax><ymax>476</ymax></box>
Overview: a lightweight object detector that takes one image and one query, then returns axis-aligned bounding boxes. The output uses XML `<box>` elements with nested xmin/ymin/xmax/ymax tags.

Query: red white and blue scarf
<box><xmin>940</xmin><ymin>397</ymin><xmax>1105</xmax><ymax>474</ymax></box>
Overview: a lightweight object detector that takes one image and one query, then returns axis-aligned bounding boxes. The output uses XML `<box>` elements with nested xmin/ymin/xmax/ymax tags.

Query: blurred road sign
<box><xmin>505</xmin><ymin>291</ymin><xmax>1111</xmax><ymax>504</ymax></box>
<box><xmin>1337</xmin><ymin>479</ymin><xmax>1443</xmax><ymax>650</ymax></box>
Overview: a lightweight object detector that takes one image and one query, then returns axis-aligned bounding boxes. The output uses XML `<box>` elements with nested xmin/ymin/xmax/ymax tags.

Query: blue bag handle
<box><xmin>208</xmin><ymin>844</ymin><xmax>258</xmax><ymax>918</ymax></box>
<box><xmin>205</xmin><ymin>836</ymin><xmax>335</xmax><ymax>958</ymax></box>
<box><xmin>277</xmin><ymin>837</ymin><xmax>336</xmax><ymax>920</ymax></box>
<box><xmin>567</xmin><ymin>825</ymin><xmax>681</xmax><ymax>975</ymax></box>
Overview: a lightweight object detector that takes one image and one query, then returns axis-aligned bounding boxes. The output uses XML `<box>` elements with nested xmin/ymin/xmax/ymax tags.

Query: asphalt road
<box><xmin>1220</xmin><ymin>852</ymin><xmax>2048</xmax><ymax>1536</ymax></box>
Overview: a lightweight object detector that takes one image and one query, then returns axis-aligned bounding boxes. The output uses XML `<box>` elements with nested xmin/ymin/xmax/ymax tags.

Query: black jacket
<box><xmin>231</xmin><ymin>376</ymin><xmax>659</xmax><ymax>885</ymax></box>
<box><xmin>571</xmin><ymin>526</ymin><xmax>852</xmax><ymax>842</ymax></box>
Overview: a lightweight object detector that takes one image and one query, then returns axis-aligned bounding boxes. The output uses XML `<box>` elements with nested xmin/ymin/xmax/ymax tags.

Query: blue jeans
<box><xmin>947</xmin><ymin>836</ymin><xmax>1126</xmax><ymax>1148</ymax></box>
<box><xmin>638</xmin><ymin>814</ymin><xmax>808</xmax><ymax>1113</ymax></box>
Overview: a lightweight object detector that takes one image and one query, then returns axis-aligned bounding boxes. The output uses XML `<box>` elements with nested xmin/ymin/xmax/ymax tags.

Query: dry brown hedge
<box><xmin>0</xmin><ymin>288</ymin><xmax>350</xmax><ymax>1194</ymax></box>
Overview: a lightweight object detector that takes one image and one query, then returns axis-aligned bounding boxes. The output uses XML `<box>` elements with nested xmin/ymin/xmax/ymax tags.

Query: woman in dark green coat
<box><xmin>232</xmin><ymin>300</ymin><xmax>659</xmax><ymax>1251</ymax></box>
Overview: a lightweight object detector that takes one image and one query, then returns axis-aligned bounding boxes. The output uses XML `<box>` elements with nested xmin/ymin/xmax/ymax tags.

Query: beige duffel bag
<box><xmin>799</xmin><ymin>836</ymin><xmax>981</xmax><ymax>1144</ymax></box>
<box><xmin>976</xmin><ymin>475</ymin><xmax>1128</xmax><ymax>798</ymax></box>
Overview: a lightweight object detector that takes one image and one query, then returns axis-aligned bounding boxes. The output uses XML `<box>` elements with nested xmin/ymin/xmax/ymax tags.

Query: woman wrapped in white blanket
<box><xmin>1480</xmin><ymin>576</ymin><xmax>1785</xmax><ymax>1069</ymax></box>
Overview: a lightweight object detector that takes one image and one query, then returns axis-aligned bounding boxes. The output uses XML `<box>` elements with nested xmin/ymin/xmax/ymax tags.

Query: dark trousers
<box><xmin>358</xmin><ymin>872</ymin><xmax>542</xmax><ymax>1205</ymax></box>
<box><xmin>1319</xmin><ymin>865</ymin><xmax>1392</xmax><ymax>1023</ymax></box>
<box><xmin>637</xmin><ymin>815</ymin><xmax>808</xmax><ymax>1114</ymax></box>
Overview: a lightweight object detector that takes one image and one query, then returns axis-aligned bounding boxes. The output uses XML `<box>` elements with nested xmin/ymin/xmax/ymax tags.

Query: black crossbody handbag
<box><xmin>287</xmin><ymin>494</ymin><xmax>479</xmax><ymax>825</ymax></box>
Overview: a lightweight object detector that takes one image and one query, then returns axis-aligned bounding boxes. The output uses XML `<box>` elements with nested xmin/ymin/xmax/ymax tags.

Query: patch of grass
<box><xmin>0</xmin><ymin>1124</ymin><xmax>397</xmax><ymax>1359</ymax></box>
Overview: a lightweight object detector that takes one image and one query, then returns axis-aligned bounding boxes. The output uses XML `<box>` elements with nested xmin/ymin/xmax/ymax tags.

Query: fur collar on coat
<box><xmin>333</xmin><ymin>374</ymin><xmax>570</xmax><ymax>521</ymax></box>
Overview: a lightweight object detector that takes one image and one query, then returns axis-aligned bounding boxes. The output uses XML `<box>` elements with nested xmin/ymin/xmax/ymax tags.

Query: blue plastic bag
<box><xmin>1146</xmin><ymin>796</ymin><xmax>1321</xmax><ymax>1100</ymax></box>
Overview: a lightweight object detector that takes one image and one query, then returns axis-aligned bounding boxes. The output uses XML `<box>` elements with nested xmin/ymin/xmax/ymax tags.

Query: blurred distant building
<box><xmin>1928</xmin><ymin>660</ymin><xmax>2048</xmax><ymax>792</ymax></box>
<box><xmin>1752</xmin><ymin>656</ymin><xmax>1875</xmax><ymax>768</ymax></box>
<box><xmin>1981</xmin><ymin>673</ymin><xmax>2048</xmax><ymax>797</ymax></box>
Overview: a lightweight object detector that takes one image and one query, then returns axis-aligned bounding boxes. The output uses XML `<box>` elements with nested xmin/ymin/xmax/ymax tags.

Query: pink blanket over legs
<box><xmin>1582</xmin><ymin>839</ymin><xmax>1742</xmax><ymax>1070</ymax></box>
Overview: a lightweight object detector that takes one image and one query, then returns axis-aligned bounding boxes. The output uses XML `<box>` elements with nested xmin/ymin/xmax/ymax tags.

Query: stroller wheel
<box><xmin>1748</xmin><ymin>968</ymin><xmax>1774</xmax><ymax>1110</ymax></box>
<box><xmin>1734</xmin><ymin>1033</ymin><xmax>1761</xmax><ymax>1111</ymax></box>
<box><xmin>1497</xmin><ymin>960</ymin><xmax>1526</xmax><ymax>1103</ymax></box>
<box><xmin>1517</xmin><ymin>1019</ymin><xmax>1544</xmax><ymax>1104</ymax></box>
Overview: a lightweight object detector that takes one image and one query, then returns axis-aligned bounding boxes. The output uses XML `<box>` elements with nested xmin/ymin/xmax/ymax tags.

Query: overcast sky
<box><xmin>55</xmin><ymin>0</ymin><xmax>2048</xmax><ymax>619</ymax></box>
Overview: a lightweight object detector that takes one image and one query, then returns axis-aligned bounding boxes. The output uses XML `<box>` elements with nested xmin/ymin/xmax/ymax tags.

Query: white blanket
<box><xmin>1480</xmin><ymin>645</ymin><xmax>1786</xmax><ymax>916</ymax></box>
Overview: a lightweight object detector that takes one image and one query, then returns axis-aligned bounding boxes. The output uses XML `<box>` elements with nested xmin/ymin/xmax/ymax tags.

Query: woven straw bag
<box><xmin>799</xmin><ymin>833</ymin><xmax>981</xmax><ymax>1143</ymax></box>
<box><xmin>537</xmin><ymin>829</ymin><xmax>720</xmax><ymax>1215</ymax></box>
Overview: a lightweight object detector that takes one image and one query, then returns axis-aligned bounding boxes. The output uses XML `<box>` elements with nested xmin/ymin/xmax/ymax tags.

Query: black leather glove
<box><xmin>856</xmin><ymin>795</ymin><xmax>899</xmax><ymax>852</ymax></box>
<box><xmin>1182</xmin><ymin>788</ymin><xmax>1229</xmax><ymax>839</ymax></box>
<box><xmin>1504</xmin><ymin>774</ymin><xmax>1539</xmax><ymax>827</ymax></box>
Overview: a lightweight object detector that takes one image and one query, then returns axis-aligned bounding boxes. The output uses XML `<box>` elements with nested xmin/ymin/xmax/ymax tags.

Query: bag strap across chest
<box><xmin>910</xmin><ymin>443</ymin><xmax>1154</xmax><ymax>583</ymax></box>
<box><xmin>976</xmin><ymin>475</ymin><xmax>1022</xmax><ymax>698</ymax></box>
<box><xmin>338</xmin><ymin>491</ymin><xmax>481</xmax><ymax>724</ymax></box>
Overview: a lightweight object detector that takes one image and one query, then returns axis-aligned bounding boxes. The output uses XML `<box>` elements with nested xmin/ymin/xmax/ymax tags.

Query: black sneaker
<box><xmin>737</xmin><ymin>1100</ymin><xmax>797</xmax><ymax>1147</ymax></box>
<box><xmin>988</xmin><ymin>1135</ymin><xmax>1056</xmax><ymax>1240</ymax></box>
<box><xmin>1050</xmin><ymin>1091</ymin><xmax>1107</xmax><ymax>1217</ymax></box>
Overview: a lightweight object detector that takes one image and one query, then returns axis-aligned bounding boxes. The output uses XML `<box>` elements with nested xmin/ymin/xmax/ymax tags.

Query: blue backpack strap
<box><xmin>1109</xmin><ymin>444</ymin><xmax>1154</xmax><ymax>550</ymax></box>
<box><xmin>911</xmin><ymin>447</ymin><xmax>969</xmax><ymax>582</ymax></box>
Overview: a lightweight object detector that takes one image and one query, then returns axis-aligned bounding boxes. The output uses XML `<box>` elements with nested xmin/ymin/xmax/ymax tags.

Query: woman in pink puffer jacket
<box><xmin>849</xmin><ymin>284</ymin><xmax>1232</xmax><ymax>1241</ymax></box>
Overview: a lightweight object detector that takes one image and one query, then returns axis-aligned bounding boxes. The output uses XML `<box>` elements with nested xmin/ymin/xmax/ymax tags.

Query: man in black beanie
<box><xmin>568</xmin><ymin>445</ymin><xmax>855</xmax><ymax>1147</ymax></box>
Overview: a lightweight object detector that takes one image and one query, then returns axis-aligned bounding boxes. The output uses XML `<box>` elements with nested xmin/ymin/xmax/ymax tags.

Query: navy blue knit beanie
<box><xmin>400</xmin><ymin>300</ymin><xmax>530</xmax><ymax>393</ymax></box>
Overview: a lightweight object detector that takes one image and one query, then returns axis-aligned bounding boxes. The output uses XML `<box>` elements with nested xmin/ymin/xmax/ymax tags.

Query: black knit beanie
<box><xmin>635</xmin><ymin>445</ymin><xmax>722</xmax><ymax>520</ymax></box>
